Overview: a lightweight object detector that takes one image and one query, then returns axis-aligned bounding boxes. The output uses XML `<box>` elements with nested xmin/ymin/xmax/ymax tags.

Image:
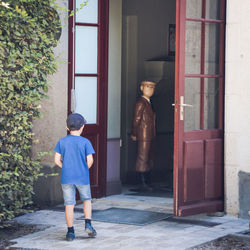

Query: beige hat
<box><xmin>140</xmin><ymin>80</ymin><xmax>157</xmax><ymax>86</ymax></box>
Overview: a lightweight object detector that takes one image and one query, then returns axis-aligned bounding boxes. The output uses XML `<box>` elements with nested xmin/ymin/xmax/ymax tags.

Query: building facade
<box><xmin>33</xmin><ymin>0</ymin><xmax>250</xmax><ymax>218</ymax></box>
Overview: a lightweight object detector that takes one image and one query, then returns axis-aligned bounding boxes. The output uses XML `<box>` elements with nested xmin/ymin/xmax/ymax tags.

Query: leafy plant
<box><xmin>0</xmin><ymin>0</ymin><xmax>62</xmax><ymax>226</ymax></box>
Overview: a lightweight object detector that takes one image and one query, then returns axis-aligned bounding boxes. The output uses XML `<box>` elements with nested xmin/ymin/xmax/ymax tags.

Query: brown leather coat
<box><xmin>131</xmin><ymin>97</ymin><xmax>156</xmax><ymax>141</ymax></box>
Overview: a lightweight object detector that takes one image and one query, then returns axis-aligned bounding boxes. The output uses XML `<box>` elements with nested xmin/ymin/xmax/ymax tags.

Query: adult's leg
<box><xmin>136</xmin><ymin>141</ymin><xmax>153</xmax><ymax>190</ymax></box>
<box><xmin>148</xmin><ymin>139</ymin><xmax>155</xmax><ymax>170</ymax></box>
<box><xmin>145</xmin><ymin>139</ymin><xmax>155</xmax><ymax>186</ymax></box>
<box><xmin>135</xmin><ymin>140</ymin><xmax>150</xmax><ymax>172</ymax></box>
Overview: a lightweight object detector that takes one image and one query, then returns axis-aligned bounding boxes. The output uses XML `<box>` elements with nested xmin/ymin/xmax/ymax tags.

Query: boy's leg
<box><xmin>83</xmin><ymin>200</ymin><xmax>96</xmax><ymax>237</ymax></box>
<box><xmin>65</xmin><ymin>204</ymin><xmax>75</xmax><ymax>227</ymax></box>
<box><xmin>61</xmin><ymin>184</ymin><xmax>76</xmax><ymax>241</ymax></box>
<box><xmin>83</xmin><ymin>200</ymin><xmax>92</xmax><ymax>219</ymax></box>
<box><xmin>76</xmin><ymin>184</ymin><xmax>97</xmax><ymax>237</ymax></box>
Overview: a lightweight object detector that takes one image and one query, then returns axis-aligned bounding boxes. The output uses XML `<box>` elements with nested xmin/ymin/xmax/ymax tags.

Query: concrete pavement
<box><xmin>9</xmin><ymin>188</ymin><xmax>249</xmax><ymax>250</ymax></box>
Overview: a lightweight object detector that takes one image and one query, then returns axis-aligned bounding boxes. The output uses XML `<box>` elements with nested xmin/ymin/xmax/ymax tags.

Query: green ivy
<box><xmin>0</xmin><ymin>0</ymin><xmax>61</xmax><ymax>226</ymax></box>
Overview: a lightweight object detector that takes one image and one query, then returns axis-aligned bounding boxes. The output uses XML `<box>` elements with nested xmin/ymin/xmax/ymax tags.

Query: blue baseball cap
<box><xmin>66</xmin><ymin>113</ymin><xmax>87</xmax><ymax>131</ymax></box>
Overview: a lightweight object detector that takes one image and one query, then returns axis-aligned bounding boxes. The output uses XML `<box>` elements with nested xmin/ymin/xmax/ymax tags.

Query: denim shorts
<box><xmin>61</xmin><ymin>184</ymin><xmax>92</xmax><ymax>205</ymax></box>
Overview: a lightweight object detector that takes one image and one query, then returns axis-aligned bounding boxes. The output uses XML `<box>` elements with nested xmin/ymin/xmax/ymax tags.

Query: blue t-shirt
<box><xmin>54</xmin><ymin>135</ymin><xmax>95</xmax><ymax>185</ymax></box>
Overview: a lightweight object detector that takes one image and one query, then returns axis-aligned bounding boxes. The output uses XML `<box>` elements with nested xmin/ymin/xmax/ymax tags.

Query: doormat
<box><xmin>187</xmin><ymin>234</ymin><xmax>250</xmax><ymax>250</ymax></box>
<box><xmin>164</xmin><ymin>217</ymin><xmax>221</xmax><ymax>227</ymax></box>
<box><xmin>126</xmin><ymin>188</ymin><xmax>173</xmax><ymax>198</ymax></box>
<box><xmin>77</xmin><ymin>207</ymin><xmax>172</xmax><ymax>226</ymax></box>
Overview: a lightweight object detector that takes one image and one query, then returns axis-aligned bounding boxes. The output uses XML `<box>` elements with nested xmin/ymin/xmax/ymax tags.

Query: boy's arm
<box><xmin>54</xmin><ymin>152</ymin><xmax>62</xmax><ymax>168</ymax></box>
<box><xmin>86</xmin><ymin>154</ymin><xmax>94</xmax><ymax>169</ymax></box>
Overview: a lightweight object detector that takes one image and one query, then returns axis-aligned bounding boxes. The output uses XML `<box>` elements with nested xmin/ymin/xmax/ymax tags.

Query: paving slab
<box><xmin>8</xmin><ymin>191</ymin><xmax>250</xmax><ymax>250</ymax></box>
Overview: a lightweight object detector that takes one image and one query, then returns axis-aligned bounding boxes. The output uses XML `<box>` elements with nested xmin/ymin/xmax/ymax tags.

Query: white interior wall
<box><xmin>108</xmin><ymin>0</ymin><xmax>122</xmax><ymax>139</ymax></box>
<box><xmin>121</xmin><ymin>0</ymin><xmax>176</xmax><ymax>181</ymax></box>
<box><xmin>106</xmin><ymin>0</ymin><xmax>123</xmax><ymax>195</ymax></box>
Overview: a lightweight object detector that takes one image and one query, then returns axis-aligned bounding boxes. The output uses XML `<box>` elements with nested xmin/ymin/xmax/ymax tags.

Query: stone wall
<box><xmin>225</xmin><ymin>0</ymin><xmax>250</xmax><ymax>218</ymax></box>
<box><xmin>32</xmin><ymin>0</ymin><xmax>68</xmax><ymax>205</ymax></box>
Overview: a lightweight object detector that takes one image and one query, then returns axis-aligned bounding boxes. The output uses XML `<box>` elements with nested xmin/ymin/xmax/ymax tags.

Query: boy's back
<box><xmin>54</xmin><ymin>134</ymin><xmax>95</xmax><ymax>185</ymax></box>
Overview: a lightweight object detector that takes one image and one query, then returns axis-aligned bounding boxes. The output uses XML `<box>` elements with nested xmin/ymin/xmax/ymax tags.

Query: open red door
<box><xmin>174</xmin><ymin>0</ymin><xmax>226</xmax><ymax>216</ymax></box>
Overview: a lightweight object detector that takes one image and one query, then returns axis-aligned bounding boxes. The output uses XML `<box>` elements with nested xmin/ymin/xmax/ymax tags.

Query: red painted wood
<box><xmin>68</xmin><ymin>0</ymin><xmax>74</xmax><ymax>114</ymax></box>
<box><xmin>185</xmin><ymin>74</ymin><xmax>222</xmax><ymax>78</ymax></box>
<box><xmin>205</xmin><ymin>139</ymin><xmax>223</xmax><ymax>199</ymax></box>
<box><xmin>200</xmin><ymin>0</ymin><xmax>206</xmax><ymax>130</ymax></box>
<box><xmin>75</xmin><ymin>73</ymin><xmax>99</xmax><ymax>77</ymax></box>
<box><xmin>183</xmin><ymin>141</ymin><xmax>204</xmax><ymax>202</ymax></box>
<box><xmin>68</xmin><ymin>0</ymin><xmax>109</xmax><ymax>198</ymax></box>
<box><xmin>178</xmin><ymin>200</ymin><xmax>223</xmax><ymax>216</ymax></box>
<box><xmin>174</xmin><ymin>0</ymin><xmax>186</xmax><ymax>216</ymax></box>
<box><xmin>174</xmin><ymin>0</ymin><xmax>225</xmax><ymax>217</ymax></box>
<box><xmin>183</xmin><ymin>129</ymin><xmax>223</xmax><ymax>140</ymax></box>
<box><xmin>186</xmin><ymin>18</ymin><xmax>224</xmax><ymax>23</ymax></box>
<box><xmin>75</xmin><ymin>22</ymin><xmax>99</xmax><ymax>27</ymax></box>
<box><xmin>218</xmin><ymin>0</ymin><xmax>226</xmax><ymax>130</ymax></box>
<box><xmin>173</xmin><ymin>0</ymin><xmax>180</xmax><ymax>216</ymax></box>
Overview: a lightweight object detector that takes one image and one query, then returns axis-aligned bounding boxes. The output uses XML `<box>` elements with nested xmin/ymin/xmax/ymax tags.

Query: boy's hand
<box><xmin>86</xmin><ymin>154</ymin><xmax>94</xmax><ymax>169</ymax></box>
<box><xmin>54</xmin><ymin>152</ymin><xmax>62</xmax><ymax>168</ymax></box>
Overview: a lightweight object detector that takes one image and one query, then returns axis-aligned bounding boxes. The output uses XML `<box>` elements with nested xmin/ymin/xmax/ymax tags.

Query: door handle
<box><xmin>181</xmin><ymin>103</ymin><xmax>193</xmax><ymax>107</ymax></box>
<box><xmin>172</xmin><ymin>103</ymin><xmax>192</xmax><ymax>107</ymax></box>
<box><xmin>180</xmin><ymin>96</ymin><xmax>192</xmax><ymax>120</ymax></box>
<box><xmin>172</xmin><ymin>101</ymin><xmax>193</xmax><ymax>107</ymax></box>
<box><xmin>172</xmin><ymin>97</ymin><xmax>193</xmax><ymax>120</ymax></box>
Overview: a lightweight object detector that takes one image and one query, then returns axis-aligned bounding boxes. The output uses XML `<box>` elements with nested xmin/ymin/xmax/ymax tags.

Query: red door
<box><xmin>68</xmin><ymin>0</ymin><xmax>109</xmax><ymax>198</ymax></box>
<box><xmin>174</xmin><ymin>0</ymin><xmax>226</xmax><ymax>216</ymax></box>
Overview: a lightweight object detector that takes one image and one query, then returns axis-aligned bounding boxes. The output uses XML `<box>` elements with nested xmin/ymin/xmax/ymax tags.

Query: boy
<box><xmin>54</xmin><ymin>113</ymin><xmax>96</xmax><ymax>241</ymax></box>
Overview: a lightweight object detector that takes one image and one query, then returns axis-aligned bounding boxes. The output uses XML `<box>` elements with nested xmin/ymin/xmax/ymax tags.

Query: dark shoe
<box><xmin>145</xmin><ymin>171</ymin><xmax>153</xmax><ymax>187</ymax></box>
<box><xmin>138</xmin><ymin>183</ymin><xmax>153</xmax><ymax>192</ymax></box>
<box><xmin>66</xmin><ymin>231</ymin><xmax>75</xmax><ymax>241</ymax></box>
<box><xmin>140</xmin><ymin>173</ymin><xmax>153</xmax><ymax>191</ymax></box>
<box><xmin>85</xmin><ymin>223</ymin><xmax>97</xmax><ymax>237</ymax></box>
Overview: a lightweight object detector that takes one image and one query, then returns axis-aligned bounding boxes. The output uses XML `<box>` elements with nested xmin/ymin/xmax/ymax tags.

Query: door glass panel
<box><xmin>205</xmin><ymin>23</ymin><xmax>220</xmax><ymax>75</ymax></box>
<box><xmin>75</xmin><ymin>26</ymin><xmax>98</xmax><ymax>74</ymax></box>
<box><xmin>75</xmin><ymin>77</ymin><xmax>97</xmax><ymax>124</ymax></box>
<box><xmin>186</xmin><ymin>0</ymin><xmax>202</xmax><ymax>18</ymax></box>
<box><xmin>184</xmin><ymin>78</ymin><xmax>200</xmax><ymax>130</ymax></box>
<box><xmin>204</xmin><ymin>78</ymin><xmax>219</xmax><ymax>129</ymax></box>
<box><xmin>76</xmin><ymin>0</ymin><xmax>98</xmax><ymax>24</ymax></box>
<box><xmin>185</xmin><ymin>21</ymin><xmax>201</xmax><ymax>74</ymax></box>
<box><xmin>206</xmin><ymin>0</ymin><xmax>220</xmax><ymax>20</ymax></box>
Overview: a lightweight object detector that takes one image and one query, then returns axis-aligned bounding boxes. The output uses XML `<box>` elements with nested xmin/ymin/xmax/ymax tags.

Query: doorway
<box><xmin>67</xmin><ymin>0</ymin><xmax>226</xmax><ymax>217</ymax></box>
<box><xmin>121</xmin><ymin>0</ymin><xmax>176</xmax><ymax>201</ymax></box>
<box><xmin>120</xmin><ymin>0</ymin><xmax>226</xmax><ymax>217</ymax></box>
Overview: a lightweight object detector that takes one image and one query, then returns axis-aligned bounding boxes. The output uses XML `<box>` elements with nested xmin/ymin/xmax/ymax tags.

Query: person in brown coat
<box><xmin>131</xmin><ymin>81</ymin><xmax>156</xmax><ymax>190</ymax></box>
